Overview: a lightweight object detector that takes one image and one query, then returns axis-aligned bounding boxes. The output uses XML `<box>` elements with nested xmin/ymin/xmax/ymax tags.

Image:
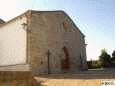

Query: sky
<box><xmin>0</xmin><ymin>0</ymin><xmax>115</xmax><ymax>60</ymax></box>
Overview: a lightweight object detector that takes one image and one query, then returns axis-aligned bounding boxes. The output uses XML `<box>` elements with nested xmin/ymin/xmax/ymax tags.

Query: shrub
<box><xmin>99</xmin><ymin>49</ymin><xmax>112</xmax><ymax>67</ymax></box>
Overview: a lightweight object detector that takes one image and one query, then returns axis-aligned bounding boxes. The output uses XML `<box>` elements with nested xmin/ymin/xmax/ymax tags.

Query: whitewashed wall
<box><xmin>0</xmin><ymin>16</ymin><xmax>27</xmax><ymax>66</ymax></box>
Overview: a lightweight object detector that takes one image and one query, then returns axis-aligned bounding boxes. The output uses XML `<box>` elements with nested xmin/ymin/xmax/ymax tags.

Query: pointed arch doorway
<box><xmin>61</xmin><ymin>46</ymin><xmax>70</xmax><ymax>72</ymax></box>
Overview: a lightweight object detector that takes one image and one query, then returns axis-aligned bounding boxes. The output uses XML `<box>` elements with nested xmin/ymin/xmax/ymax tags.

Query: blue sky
<box><xmin>0</xmin><ymin>0</ymin><xmax>115</xmax><ymax>60</ymax></box>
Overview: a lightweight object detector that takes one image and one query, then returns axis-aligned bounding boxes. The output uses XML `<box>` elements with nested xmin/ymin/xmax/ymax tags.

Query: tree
<box><xmin>112</xmin><ymin>50</ymin><xmax>115</xmax><ymax>61</ymax></box>
<box><xmin>99</xmin><ymin>49</ymin><xmax>111</xmax><ymax>67</ymax></box>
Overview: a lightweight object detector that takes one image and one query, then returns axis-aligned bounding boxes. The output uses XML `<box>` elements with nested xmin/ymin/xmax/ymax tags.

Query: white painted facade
<box><xmin>0</xmin><ymin>16</ymin><xmax>27</xmax><ymax>66</ymax></box>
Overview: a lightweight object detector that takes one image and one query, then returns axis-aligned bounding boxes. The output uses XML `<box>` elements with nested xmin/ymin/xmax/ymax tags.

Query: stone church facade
<box><xmin>0</xmin><ymin>10</ymin><xmax>87</xmax><ymax>75</ymax></box>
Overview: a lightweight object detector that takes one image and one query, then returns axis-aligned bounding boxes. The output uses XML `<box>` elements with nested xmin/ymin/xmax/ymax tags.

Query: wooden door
<box><xmin>61</xmin><ymin>46</ymin><xmax>70</xmax><ymax>71</ymax></box>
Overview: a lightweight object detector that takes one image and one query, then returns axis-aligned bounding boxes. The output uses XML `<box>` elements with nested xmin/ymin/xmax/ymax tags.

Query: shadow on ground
<box><xmin>36</xmin><ymin>69</ymin><xmax>115</xmax><ymax>79</ymax></box>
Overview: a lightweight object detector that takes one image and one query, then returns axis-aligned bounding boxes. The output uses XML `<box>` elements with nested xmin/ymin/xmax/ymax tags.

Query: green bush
<box><xmin>112</xmin><ymin>50</ymin><xmax>115</xmax><ymax>61</ymax></box>
<box><xmin>99</xmin><ymin>49</ymin><xmax>112</xmax><ymax>67</ymax></box>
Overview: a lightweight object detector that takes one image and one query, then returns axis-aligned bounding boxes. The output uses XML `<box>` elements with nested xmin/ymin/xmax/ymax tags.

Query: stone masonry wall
<box><xmin>27</xmin><ymin>11</ymin><xmax>87</xmax><ymax>75</ymax></box>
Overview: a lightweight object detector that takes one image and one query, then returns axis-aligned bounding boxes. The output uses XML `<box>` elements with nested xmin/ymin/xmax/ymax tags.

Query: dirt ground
<box><xmin>0</xmin><ymin>69</ymin><xmax>115</xmax><ymax>86</ymax></box>
<box><xmin>35</xmin><ymin>69</ymin><xmax>115</xmax><ymax>86</ymax></box>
